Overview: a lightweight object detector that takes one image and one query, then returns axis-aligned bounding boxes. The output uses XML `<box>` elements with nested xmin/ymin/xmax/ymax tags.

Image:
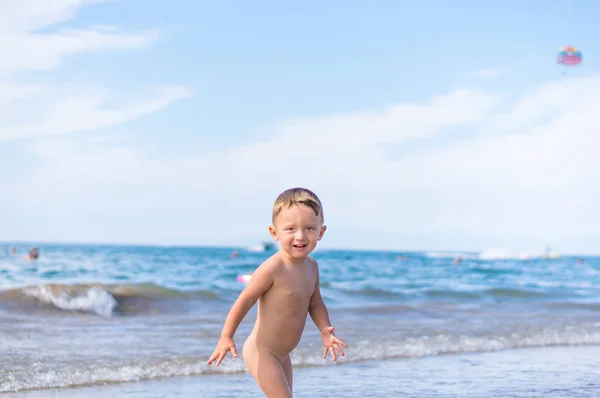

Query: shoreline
<box><xmin>4</xmin><ymin>344</ymin><xmax>600</xmax><ymax>397</ymax></box>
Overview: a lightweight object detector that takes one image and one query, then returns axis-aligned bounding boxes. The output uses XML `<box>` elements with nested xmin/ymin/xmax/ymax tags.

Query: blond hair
<box><xmin>272</xmin><ymin>187</ymin><xmax>324</xmax><ymax>224</ymax></box>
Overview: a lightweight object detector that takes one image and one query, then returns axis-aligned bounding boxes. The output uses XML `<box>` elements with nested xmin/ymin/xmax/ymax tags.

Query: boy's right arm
<box><xmin>206</xmin><ymin>259</ymin><xmax>278</xmax><ymax>366</ymax></box>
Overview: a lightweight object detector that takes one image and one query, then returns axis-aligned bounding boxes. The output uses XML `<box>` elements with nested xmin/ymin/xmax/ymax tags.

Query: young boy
<box><xmin>206</xmin><ymin>187</ymin><xmax>348</xmax><ymax>397</ymax></box>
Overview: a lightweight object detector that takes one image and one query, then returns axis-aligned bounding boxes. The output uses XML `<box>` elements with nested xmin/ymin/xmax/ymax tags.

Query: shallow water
<box><xmin>5</xmin><ymin>345</ymin><xmax>600</xmax><ymax>397</ymax></box>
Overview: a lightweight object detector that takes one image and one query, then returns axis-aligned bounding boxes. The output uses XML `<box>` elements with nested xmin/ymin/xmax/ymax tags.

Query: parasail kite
<box><xmin>557</xmin><ymin>46</ymin><xmax>582</xmax><ymax>66</ymax></box>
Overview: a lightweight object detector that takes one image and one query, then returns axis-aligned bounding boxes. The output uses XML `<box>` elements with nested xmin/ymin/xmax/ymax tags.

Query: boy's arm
<box><xmin>308</xmin><ymin>262</ymin><xmax>348</xmax><ymax>360</ymax></box>
<box><xmin>308</xmin><ymin>264</ymin><xmax>332</xmax><ymax>331</ymax></box>
<box><xmin>220</xmin><ymin>260</ymin><xmax>277</xmax><ymax>338</ymax></box>
<box><xmin>206</xmin><ymin>259</ymin><xmax>277</xmax><ymax>366</ymax></box>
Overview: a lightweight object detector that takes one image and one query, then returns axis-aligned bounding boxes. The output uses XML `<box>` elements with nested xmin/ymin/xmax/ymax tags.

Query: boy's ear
<box><xmin>318</xmin><ymin>225</ymin><xmax>327</xmax><ymax>241</ymax></box>
<box><xmin>268</xmin><ymin>225</ymin><xmax>279</xmax><ymax>241</ymax></box>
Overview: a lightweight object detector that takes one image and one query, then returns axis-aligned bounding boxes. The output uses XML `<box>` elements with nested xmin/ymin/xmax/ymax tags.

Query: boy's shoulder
<box><xmin>256</xmin><ymin>252</ymin><xmax>286</xmax><ymax>272</ymax></box>
<box><xmin>256</xmin><ymin>253</ymin><xmax>319</xmax><ymax>272</ymax></box>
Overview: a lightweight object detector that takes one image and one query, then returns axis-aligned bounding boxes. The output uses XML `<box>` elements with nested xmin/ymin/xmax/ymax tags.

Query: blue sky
<box><xmin>1</xmin><ymin>0</ymin><xmax>599</xmax><ymax>254</ymax></box>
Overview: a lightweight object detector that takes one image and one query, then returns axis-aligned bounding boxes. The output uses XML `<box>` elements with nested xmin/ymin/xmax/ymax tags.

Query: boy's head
<box><xmin>269</xmin><ymin>187</ymin><xmax>326</xmax><ymax>258</ymax></box>
<box><xmin>272</xmin><ymin>187</ymin><xmax>324</xmax><ymax>225</ymax></box>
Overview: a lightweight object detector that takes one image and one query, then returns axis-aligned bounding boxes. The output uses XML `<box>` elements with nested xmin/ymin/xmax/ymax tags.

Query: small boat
<box><xmin>247</xmin><ymin>241</ymin><xmax>276</xmax><ymax>253</ymax></box>
<box><xmin>545</xmin><ymin>246</ymin><xmax>560</xmax><ymax>259</ymax></box>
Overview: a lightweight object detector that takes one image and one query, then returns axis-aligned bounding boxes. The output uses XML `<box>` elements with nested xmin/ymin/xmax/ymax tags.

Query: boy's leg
<box><xmin>282</xmin><ymin>354</ymin><xmax>293</xmax><ymax>391</ymax></box>
<box><xmin>243</xmin><ymin>339</ymin><xmax>292</xmax><ymax>398</ymax></box>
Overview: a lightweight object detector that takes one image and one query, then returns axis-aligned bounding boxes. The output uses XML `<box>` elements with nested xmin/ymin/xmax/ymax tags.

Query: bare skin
<box><xmin>207</xmin><ymin>203</ymin><xmax>348</xmax><ymax>397</ymax></box>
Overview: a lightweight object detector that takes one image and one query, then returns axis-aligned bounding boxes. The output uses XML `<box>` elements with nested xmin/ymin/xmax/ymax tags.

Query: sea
<box><xmin>1</xmin><ymin>243</ymin><xmax>599</xmax><ymax>397</ymax></box>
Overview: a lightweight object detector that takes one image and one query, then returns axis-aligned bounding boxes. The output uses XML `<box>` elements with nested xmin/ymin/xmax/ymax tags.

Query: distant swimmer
<box><xmin>8</xmin><ymin>247</ymin><xmax>16</xmax><ymax>256</ymax></box>
<box><xmin>27</xmin><ymin>247</ymin><xmax>39</xmax><ymax>260</ymax></box>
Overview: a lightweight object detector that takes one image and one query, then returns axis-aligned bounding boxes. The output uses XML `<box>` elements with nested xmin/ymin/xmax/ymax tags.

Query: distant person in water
<box><xmin>9</xmin><ymin>247</ymin><xmax>16</xmax><ymax>256</ymax></box>
<box><xmin>27</xmin><ymin>247</ymin><xmax>39</xmax><ymax>260</ymax></box>
<box><xmin>207</xmin><ymin>187</ymin><xmax>347</xmax><ymax>398</ymax></box>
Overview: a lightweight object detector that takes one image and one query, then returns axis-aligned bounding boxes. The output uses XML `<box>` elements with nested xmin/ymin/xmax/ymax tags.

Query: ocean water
<box><xmin>1</xmin><ymin>243</ymin><xmax>599</xmax><ymax>395</ymax></box>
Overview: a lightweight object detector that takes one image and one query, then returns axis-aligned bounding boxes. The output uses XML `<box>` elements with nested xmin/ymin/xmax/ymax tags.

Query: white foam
<box><xmin>4</xmin><ymin>324</ymin><xmax>600</xmax><ymax>393</ymax></box>
<box><xmin>308</xmin><ymin>325</ymin><xmax>600</xmax><ymax>363</ymax></box>
<box><xmin>22</xmin><ymin>285</ymin><xmax>118</xmax><ymax>317</ymax></box>
<box><xmin>0</xmin><ymin>357</ymin><xmax>246</xmax><ymax>393</ymax></box>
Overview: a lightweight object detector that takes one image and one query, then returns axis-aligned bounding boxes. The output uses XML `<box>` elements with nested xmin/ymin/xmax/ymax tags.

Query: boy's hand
<box><xmin>320</xmin><ymin>326</ymin><xmax>348</xmax><ymax>361</ymax></box>
<box><xmin>206</xmin><ymin>336</ymin><xmax>238</xmax><ymax>367</ymax></box>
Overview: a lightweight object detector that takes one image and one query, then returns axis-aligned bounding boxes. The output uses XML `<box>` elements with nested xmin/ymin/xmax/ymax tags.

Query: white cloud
<box><xmin>0</xmin><ymin>0</ymin><xmax>88</xmax><ymax>33</ymax></box>
<box><xmin>0</xmin><ymin>0</ymin><xmax>156</xmax><ymax>75</ymax></box>
<box><xmin>0</xmin><ymin>85</ymin><xmax>192</xmax><ymax>142</ymax></box>
<box><xmin>0</xmin><ymin>0</ymin><xmax>190</xmax><ymax>143</ymax></box>
<box><xmin>0</xmin><ymin>25</ymin><xmax>156</xmax><ymax>75</ymax></box>
<box><xmin>473</xmin><ymin>66</ymin><xmax>511</xmax><ymax>80</ymax></box>
<box><xmin>4</xmin><ymin>76</ymin><xmax>599</xmax><ymax>254</ymax></box>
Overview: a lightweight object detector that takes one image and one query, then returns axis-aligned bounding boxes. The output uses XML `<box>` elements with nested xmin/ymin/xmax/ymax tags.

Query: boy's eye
<box><xmin>307</xmin><ymin>227</ymin><xmax>315</xmax><ymax>231</ymax></box>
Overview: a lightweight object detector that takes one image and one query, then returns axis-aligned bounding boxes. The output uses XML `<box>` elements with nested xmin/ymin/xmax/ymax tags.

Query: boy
<box><xmin>206</xmin><ymin>187</ymin><xmax>348</xmax><ymax>397</ymax></box>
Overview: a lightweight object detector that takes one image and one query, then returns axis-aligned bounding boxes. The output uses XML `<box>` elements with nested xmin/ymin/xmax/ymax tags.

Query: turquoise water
<box><xmin>1</xmin><ymin>243</ymin><xmax>599</xmax><ymax>394</ymax></box>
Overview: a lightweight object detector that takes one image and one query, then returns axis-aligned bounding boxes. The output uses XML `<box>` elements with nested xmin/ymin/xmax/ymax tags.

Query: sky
<box><xmin>1</xmin><ymin>0</ymin><xmax>599</xmax><ymax>254</ymax></box>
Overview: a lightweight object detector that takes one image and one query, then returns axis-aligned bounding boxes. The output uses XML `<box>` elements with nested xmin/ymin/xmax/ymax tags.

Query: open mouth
<box><xmin>292</xmin><ymin>244</ymin><xmax>307</xmax><ymax>249</ymax></box>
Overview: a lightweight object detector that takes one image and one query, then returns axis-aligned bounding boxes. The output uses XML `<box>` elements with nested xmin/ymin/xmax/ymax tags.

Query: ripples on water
<box><xmin>0</xmin><ymin>243</ymin><xmax>598</xmax><ymax>393</ymax></box>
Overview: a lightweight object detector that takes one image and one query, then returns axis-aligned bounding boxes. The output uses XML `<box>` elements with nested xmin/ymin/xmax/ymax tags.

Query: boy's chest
<box><xmin>276</xmin><ymin>270</ymin><xmax>317</xmax><ymax>301</ymax></box>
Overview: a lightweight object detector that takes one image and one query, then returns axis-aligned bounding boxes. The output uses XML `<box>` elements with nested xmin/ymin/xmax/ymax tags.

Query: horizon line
<box><xmin>0</xmin><ymin>239</ymin><xmax>595</xmax><ymax>257</ymax></box>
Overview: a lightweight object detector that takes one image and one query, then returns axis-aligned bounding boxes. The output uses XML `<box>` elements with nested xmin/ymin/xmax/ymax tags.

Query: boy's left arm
<box><xmin>308</xmin><ymin>264</ymin><xmax>348</xmax><ymax>360</ymax></box>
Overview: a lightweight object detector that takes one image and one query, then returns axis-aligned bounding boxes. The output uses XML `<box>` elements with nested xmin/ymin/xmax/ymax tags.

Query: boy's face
<box><xmin>269</xmin><ymin>204</ymin><xmax>326</xmax><ymax>260</ymax></box>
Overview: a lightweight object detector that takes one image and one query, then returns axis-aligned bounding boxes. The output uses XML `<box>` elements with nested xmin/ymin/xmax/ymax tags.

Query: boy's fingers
<box><xmin>206</xmin><ymin>352</ymin><xmax>216</xmax><ymax>365</ymax></box>
<box><xmin>231</xmin><ymin>345</ymin><xmax>238</xmax><ymax>357</ymax></box>
<box><xmin>334</xmin><ymin>337</ymin><xmax>348</xmax><ymax>348</ymax></box>
<box><xmin>329</xmin><ymin>347</ymin><xmax>337</xmax><ymax>361</ymax></box>
<box><xmin>323</xmin><ymin>347</ymin><xmax>327</xmax><ymax>359</ymax></box>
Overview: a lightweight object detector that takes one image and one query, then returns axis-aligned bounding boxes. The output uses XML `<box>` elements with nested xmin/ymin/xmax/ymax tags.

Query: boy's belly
<box><xmin>249</xmin><ymin>314</ymin><xmax>308</xmax><ymax>358</ymax></box>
